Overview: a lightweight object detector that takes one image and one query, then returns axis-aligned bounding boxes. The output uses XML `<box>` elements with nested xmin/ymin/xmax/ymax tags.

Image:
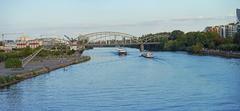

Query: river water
<box><xmin>0</xmin><ymin>48</ymin><xmax>240</xmax><ymax>111</ymax></box>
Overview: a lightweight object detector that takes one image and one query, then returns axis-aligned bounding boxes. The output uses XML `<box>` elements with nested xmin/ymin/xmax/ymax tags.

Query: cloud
<box><xmin>92</xmin><ymin>16</ymin><xmax>236</xmax><ymax>28</ymax></box>
<box><xmin>169</xmin><ymin>16</ymin><xmax>235</xmax><ymax>22</ymax></box>
<box><xmin>1</xmin><ymin>15</ymin><xmax>236</xmax><ymax>37</ymax></box>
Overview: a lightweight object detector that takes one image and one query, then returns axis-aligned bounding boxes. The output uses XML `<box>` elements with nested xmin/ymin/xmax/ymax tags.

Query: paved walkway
<box><xmin>0</xmin><ymin>57</ymin><xmax>75</xmax><ymax>76</ymax></box>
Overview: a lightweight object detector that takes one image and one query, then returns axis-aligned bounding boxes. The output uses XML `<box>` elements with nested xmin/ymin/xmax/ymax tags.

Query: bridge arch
<box><xmin>78</xmin><ymin>31</ymin><xmax>140</xmax><ymax>45</ymax></box>
<box><xmin>77</xmin><ymin>31</ymin><xmax>163</xmax><ymax>51</ymax></box>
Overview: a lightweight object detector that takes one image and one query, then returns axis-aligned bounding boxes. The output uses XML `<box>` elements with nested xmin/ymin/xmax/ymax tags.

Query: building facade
<box><xmin>204</xmin><ymin>9</ymin><xmax>240</xmax><ymax>38</ymax></box>
<box><xmin>28</xmin><ymin>40</ymin><xmax>43</xmax><ymax>48</ymax></box>
<box><xmin>237</xmin><ymin>22</ymin><xmax>240</xmax><ymax>33</ymax></box>
<box><xmin>205</xmin><ymin>24</ymin><xmax>238</xmax><ymax>38</ymax></box>
<box><xmin>204</xmin><ymin>26</ymin><xmax>220</xmax><ymax>33</ymax></box>
<box><xmin>219</xmin><ymin>25</ymin><xmax>226</xmax><ymax>38</ymax></box>
<box><xmin>237</xmin><ymin>9</ymin><xmax>240</xmax><ymax>22</ymax></box>
<box><xmin>225</xmin><ymin>23</ymin><xmax>238</xmax><ymax>38</ymax></box>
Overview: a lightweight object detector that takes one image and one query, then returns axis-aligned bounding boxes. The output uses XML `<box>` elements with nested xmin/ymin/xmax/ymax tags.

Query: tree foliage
<box><xmin>5</xmin><ymin>58</ymin><xmax>22</xmax><ymax>68</ymax></box>
<box><xmin>191</xmin><ymin>43</ymin><xmax>204</xmax><ymax>53</ymax></box>
<box><xmin>141</xmin><ymin>30</ymin><xmax>240</xmax><ymax>53</ymax></box>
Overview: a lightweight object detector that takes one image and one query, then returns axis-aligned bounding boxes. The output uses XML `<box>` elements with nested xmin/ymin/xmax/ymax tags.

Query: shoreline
<box><xmin>199</xmin><ymin>49</ymin><xmax>240</xmax><ymax>58</ymax></box>
<box><xmin>0</xmin><ymin>56</ymin><xmax>91</xmax><ymax>89</ymax></box>
<box><xmin>126</xmin><ymin>45</ymin><xmax>240</xmax><ymax>59</ymax></box>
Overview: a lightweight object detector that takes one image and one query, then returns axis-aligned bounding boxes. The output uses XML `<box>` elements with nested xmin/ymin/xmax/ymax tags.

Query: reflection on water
<box><xmin>0</xmin><ymin>48</ymin><xmax>240</xmax><ymax>111</ymax></box>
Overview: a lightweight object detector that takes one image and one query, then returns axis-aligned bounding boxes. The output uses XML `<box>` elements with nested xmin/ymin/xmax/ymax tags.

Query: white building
<box><xmin>69</xmin><ymin>41</ymin><xmax>78</xmax><ymax>51</ymax></box>
<box><xmin>216</xmin><ymin>23</ymin><xmax>238</xmax><ymax>38</ymax></box>
<box><xmin>28</xmin><ymin>39</ymin><xmax>43</xmax><ymax>48</ymax></box>
<box><xmin>4</xmin><ymin>42</ymin><xmax>17</xmax><ymax>51</ymax></box>
<box><xmin>219</xmin><ymin>25</ymin><xmax>226</xmax><ymax>38</ymax></box>
<box><xmin>226</xmin><ymin>23</ymin><xmax>238</xmax><ymax>37</ymax></box>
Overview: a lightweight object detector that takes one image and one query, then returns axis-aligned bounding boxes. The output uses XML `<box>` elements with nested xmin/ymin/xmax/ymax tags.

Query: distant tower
<box><xmin>237</xmin><ymin>9</ymin><xmax>240</xmax><ymax>33</ymax></box>
<box><xmin>237</xmin><ymin>9</ymin><xmax>240</xmax><ymax>22</ymax></box>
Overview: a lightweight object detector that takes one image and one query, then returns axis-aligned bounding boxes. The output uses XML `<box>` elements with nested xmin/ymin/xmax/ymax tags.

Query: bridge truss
<box><xmin>77</xmin><ymin>31</ymin><xmax>163</xmax><ymax>51</ymax></box>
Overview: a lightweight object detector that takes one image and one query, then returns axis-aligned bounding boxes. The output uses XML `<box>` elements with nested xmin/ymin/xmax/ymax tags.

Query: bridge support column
<box><xmin>140</xmin><ymin>43</ymin><xmax>144</xmax><ymax>52</ymax></box>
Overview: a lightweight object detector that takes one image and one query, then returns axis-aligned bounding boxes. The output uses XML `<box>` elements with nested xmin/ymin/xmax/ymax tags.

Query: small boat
<box><xmin>117</xmin><ymin>48</ymin><xmax>127</xmax><ymax>56</ymax></box>
<box><xmin>141</xmin><ymin>51</ymin><xmax>153</xmax><ymax>58</ymax></box>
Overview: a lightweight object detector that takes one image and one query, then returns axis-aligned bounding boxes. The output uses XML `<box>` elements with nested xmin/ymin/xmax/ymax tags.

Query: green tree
<box><xmin>5</xmin><ymin>58</ymin><xmax>22</xmax><ymax>68</ymax></box>
<box><xmin>191</xmin><ymin>43</ymin><xmax>203</xmax><ymax>53</ymax></box>
<box><xmin>164</xmin><ymin>40</ymin><xmax>177</xmax><ymax>51</ymax></box>
<box><xmin>169</xmin><ymin>30</ymin><xmax>184</xmax><ymax>40</ymax></box>
<box><xmin>158</xmin><ymin>37</ymin><xmax>168</xmax><ymax>50</ymax></box>
<box><xmin>218</xmin><ymin>44</ymin><xmax>239</xmax><ymax>51</ymax></box>
<box><xmin>206</xmin><ymin>32</ymin><xmax>223</xmax><ymax>47</ymax></box>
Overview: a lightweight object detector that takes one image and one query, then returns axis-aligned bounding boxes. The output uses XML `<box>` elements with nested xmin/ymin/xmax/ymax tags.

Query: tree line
<box><xmin>140</xmin><ymin>30</ymin><xmax>240</xmax><ymax>53</ymax></box>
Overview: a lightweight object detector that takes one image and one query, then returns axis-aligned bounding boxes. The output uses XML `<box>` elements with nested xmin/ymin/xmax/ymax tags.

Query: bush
<box><xmin>67</xmin><ymin>49</ymin><xmax>76</xmax><ymax>55</ymax></box>
<box><xmin>164</xmin><ymin>40</ymin><xmax>177</xmax><ymax>51</ymax></box>
<box><xmin>5</xmin><ymin>58</ymin><xmax>22</xmax><ymax>68</ymax></box>
<box><xmin>0</xmin><ymin>76</ymin><xmax>14</xmax><ymax>84</ymax></box>
<box><xmin>0</xmin><ymin>75</ymin><xmax>21</xmax><ymax>84</ymax></box>
<box><xmin>218</xmin><ymin>44</ymin><xmax>240</xmax><ymax>51</ymax></box>
<box><xmin>191</xmin><ymin>43</ymin><xmax>203</xmax><ymax>53</ymax></box>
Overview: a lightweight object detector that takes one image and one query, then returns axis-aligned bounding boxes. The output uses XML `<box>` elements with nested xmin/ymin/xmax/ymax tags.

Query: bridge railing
<box><xmin>21</xmin><ymin>47</ymin><xmax>44</xmax><ymax>67</ymax></box>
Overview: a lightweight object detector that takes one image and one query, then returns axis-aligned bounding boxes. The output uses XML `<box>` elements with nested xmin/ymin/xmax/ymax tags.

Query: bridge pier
<box><xmin>140</xmin><ymin>43</ymin><xmax>144</xmax><ymax>52</ymax></box>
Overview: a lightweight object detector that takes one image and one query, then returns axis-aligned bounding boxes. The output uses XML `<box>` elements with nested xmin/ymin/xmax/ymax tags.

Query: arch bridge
<box><xmin>77</xmin><ymin>31</ymin><xmax>161</xmax><ymax>52</ymax></box>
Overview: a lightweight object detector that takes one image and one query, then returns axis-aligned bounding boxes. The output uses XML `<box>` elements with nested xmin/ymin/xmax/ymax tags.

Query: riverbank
<box><xmin>199</xmin><ymin>49</ymin><xmax>240</xmax><ymax>58</ymax></box>
<box><xmin>140</xmin><ymin>44</ymin><xmax>240</xmax><ymax>58</ymax></box>
<box><xmin>0</xmin><ymin>56</ymin><xmax>91</xmax><ymax>88</ymax></box>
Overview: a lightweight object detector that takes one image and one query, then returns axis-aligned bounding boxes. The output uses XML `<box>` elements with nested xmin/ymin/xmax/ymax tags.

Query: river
<box><xmin>0</xmin><ymin>48</ymin><xmax>240</xmax><ymax>111</ymax></box>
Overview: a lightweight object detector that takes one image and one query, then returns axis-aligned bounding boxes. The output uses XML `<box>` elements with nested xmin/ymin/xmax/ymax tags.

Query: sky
<box><xmin>0</xmin><ymin>0</ymin><xmax>239</xmax><ymax>38</ymax></box>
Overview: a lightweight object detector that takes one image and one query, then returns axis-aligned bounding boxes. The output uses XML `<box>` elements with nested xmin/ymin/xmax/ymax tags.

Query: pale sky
<box><xmin>0</xmin><ymin>0</ymin><xmax>239</xmax><ymax>38</ymax></box>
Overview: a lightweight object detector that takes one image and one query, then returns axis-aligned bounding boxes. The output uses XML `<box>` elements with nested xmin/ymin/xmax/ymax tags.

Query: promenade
<box><xmin>0</xmin><ymin>56</ymin><xmax>90</xmax><ymax>76</ymax></box>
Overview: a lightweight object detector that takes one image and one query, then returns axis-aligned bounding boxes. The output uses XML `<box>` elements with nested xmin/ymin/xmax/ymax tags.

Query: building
<box><xmin>219</xmin><ymin>25</ymin><xmax>226</xmax><ymax>38</ymax></box>
<box><xmin>4</xmin><ymin>40</ymin><xmax>17</xmax><ymax>51</ymax></box>
<box><xmin>205</xmin><ymin>23</ymin><xmax>238</xmax><ymax>38</ymax></box>
<box><xmin>16</xmin><ymin>36</ymin><xmax>43</xmax><ymax>49</ymax></box>
<box><xmin>28</xmin><ymin>39</ymin><xmax>43</xmax><ymax>48</ymax></box>
<box><xmin>18</xmin><ymin>36</ymin><xmax>31</xmax><ymax>41</ymax></box>
<box><xmin>204</xmin><ymin>26</ymin><xmax>220</xmax><ymax>33</ymax></box>
<box><xmin>70</xmin><ymin>41</ymin><xmax>78</xmax><ymax>51</ymax></box>
<box><xmin>16</xmin><ymin>41</ymin><xmax>28</xmax><ymax>49</ymax></box>
<box><xmin>37</xmin><ymin>38</ymin><xmax>67</xmax><ymax>47</ymax></box>
<box><xmin>204</xmin><ymin>9</ymin><xmax>240</xmax><ymax>38</ymax></box>
<box><xmin>225</xmin><ymin>23</ymin><xmax>238</xmax><ymax>37</ymax></box>
<box><xmin>16</xmin><ymin>36</ymin><xmax>30</xmax><ymax>49</ymax></box>
<box><xmin>237</xmin><ymin>22</ymin><xmax>240</xmax><ymax>33</ymax></box>
<box><xmin>218</xmin><ymin>23</ymin><xmax>238</xmax><ymax>38</ymax></box>
<box><xmin>237</xmin><ymin>9</ymin><xmax>240</xmax><ymax>22</ymax></box>
<box><xmin>0</xmin><ymin>46</ymin><xmax>4</xmax><ymax>51</ymax></box>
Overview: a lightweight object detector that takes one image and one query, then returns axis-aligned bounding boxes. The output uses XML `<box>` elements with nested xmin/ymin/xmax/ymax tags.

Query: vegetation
<box><xmin>5</xmin><ymin>58</ymin><xmax>22</xmax><ymax>68</ymax></box>
<box><xmin>141</xmin><ymin>30</ymin><xmax>240</xmax><ymax>53</ymax></box>
<box><xmin>191</xmin><ymin>43</ymin><xmax>204</xmax><ymax>53</ymax></box>
<box><xmin>0</xmin><ymin>44</ymin><xmax>77</xmax><ymax>62</ymax></box>
<box><xmin>0</xmin><ymin>75</ymin><xmax>22</xmax><ymax>85</ymax></box>
<box><xmin>37</xmin><ymin>44</ymin><xmax>76</xmax><ymax>57</ymax></box>
<box><xmin>0</xmin><ymin>47</ymin><xmax>40</xmax><ymax>62</ymax></box>
<box><xmin>0</xmin><ymin>56</ymin><xmax>91</xmax><ymax>87</ymax></box>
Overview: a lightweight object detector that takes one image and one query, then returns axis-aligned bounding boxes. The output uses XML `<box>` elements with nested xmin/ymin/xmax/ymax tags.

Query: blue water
<box><xmin>0</xmin><ymin>48</ymin><xmax>240</xmax><ymax>111</ymax></box>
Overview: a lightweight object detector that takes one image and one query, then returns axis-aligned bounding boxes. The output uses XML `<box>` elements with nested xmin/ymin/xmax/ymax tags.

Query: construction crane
<box><xmin>64</xmin><ymin>35</ymin><xmax>77</xmax><ymax>43</ymax></box>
